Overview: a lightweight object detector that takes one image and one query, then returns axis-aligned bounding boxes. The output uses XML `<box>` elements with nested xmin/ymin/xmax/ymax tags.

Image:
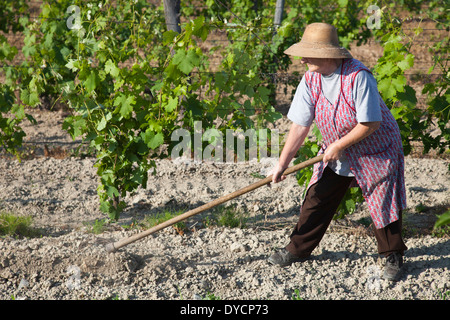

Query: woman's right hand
<box><xmin>266</xmin><ymin>122</ymin><xmax>310</xmax><ymax>187</ymax></box>
<box><xmin>267</xmin><ymin>163</ymin><xmax>287</xmax><ymax>186</ymax></box>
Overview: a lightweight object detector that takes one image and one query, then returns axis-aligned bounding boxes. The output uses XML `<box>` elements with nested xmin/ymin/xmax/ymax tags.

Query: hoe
<box><xmin>105</xmin><ymin>155</ymin><xmax>323</xmax><ymax>253</ymax></box>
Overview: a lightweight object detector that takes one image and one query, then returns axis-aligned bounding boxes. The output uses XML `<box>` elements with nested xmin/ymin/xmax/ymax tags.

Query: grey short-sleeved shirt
<box><xmin>287</xmin><ymin>64</ymin><xmax>382</xmax><ymax>177</ymax></box>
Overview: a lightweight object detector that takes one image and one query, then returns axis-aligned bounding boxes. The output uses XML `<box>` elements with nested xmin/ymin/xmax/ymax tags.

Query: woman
<box><xmin>268</xmin><ymin>23</ymin><xmax>407</xmax><ymax>281</ymax></box>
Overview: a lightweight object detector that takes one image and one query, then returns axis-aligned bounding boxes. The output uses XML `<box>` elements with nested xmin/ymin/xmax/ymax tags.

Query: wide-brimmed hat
<box><xmin>284</xmin><ymin>23</ymin><xmax>352</xmax><ymax>59</ymax></box>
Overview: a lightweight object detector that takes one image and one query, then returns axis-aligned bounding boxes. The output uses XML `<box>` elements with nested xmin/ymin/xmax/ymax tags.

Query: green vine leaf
<box><xmin>84</xmin><ymin>71</ymin><xmax>99</xmax><ymax>93</ymax></box>
<box><xmin>142</xmin><ymin>130</ymin><xmax>164</xmax><ymax>150</ymax></box>
<box><xmin>105</xmin><ymin>59</ymin><xmax>120</xmax><ymax>78</ymax></box>
<box><xmin>114</xmin><ymin>93</ymin><xmax>135</xmax><ymax>119</ymax></box>
<box><xmin>172</xmin><ymin>49</ymin><xmax>201</xmax><ymax>74</ymax></box>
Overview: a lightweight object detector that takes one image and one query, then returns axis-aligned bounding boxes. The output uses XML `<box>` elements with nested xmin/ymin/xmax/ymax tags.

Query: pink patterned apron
<box><xmin>305</xmin><ymin>58</ymin><xmax>407</xmax><ymax>229</ymax></box>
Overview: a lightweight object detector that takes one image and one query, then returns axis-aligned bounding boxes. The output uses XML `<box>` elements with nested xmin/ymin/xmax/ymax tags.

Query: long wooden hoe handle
<box><xmin>105</xmin><ymin>155</ymin><xmax>324</xmax><ymax>253</ymax></box>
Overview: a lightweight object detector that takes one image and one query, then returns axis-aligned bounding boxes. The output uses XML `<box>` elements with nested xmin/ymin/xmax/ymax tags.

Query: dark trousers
<box><xmin>286</xmin><ymin>166</ymin><xmax>407</xmax><ymax>258</ymax></box>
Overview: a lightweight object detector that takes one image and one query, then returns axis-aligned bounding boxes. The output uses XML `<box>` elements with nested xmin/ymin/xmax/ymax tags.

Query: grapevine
<box><xmin>0</xmin><ymin>0</ymin><xmax>447</xmax><ymax>229</ymax></box>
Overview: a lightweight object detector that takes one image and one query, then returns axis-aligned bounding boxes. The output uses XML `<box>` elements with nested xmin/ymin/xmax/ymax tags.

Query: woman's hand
<box><xmin>267</xmin><ymin>163</ymin><xmax>288</xmax><ymax>185</ymax></box>
<box><xmin>266</xmin><ymin>123</ymin><xmax>310</xmax><ymax>186</ymax></box>
<box><xmin>323</xmin><ymin>141</ymin><xmax>344</xmax><ymax>163</ymax></box>
<box><xmin>323</xmin><ymin>122</ymin><xmax>381</xmax><ymax>163</ymax></box>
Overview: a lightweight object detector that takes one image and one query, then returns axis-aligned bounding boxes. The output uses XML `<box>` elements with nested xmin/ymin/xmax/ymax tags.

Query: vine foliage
<box><xmin>0</xmin><ymin>0</ymin><xmax>448</xmax><ymax>225</ymax></box>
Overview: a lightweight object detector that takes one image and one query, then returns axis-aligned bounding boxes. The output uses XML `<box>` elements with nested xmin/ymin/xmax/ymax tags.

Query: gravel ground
<box><xmin>0</xmin><ymin>110</ymin><xmax>449</xmax><ymax>301</ymax></box>
<box><xmin>0</xmin><ymin>155</ymin><xmax>448</xmax><ymax>301</ymax></box>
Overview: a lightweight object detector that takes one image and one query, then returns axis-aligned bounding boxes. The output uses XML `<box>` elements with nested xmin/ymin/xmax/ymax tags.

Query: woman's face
<box><xmin>301</xmin><ymin>58</ymin><xmax>341</xmax><ymax>75</ymax></box>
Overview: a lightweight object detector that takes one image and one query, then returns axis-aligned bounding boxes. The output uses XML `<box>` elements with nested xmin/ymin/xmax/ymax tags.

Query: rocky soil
<box><xmin>0</xmin><ymin>110</ymin><xmax>449</xmax><ymax>301</ymax></box>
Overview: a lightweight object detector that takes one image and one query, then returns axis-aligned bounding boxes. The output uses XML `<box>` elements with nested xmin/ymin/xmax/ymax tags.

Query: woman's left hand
<box><xmin>323</xmin><ymin>141</ymin><xmax>344</xmax><ymax>163</ymax></box>
<box><xmin>322</xmin><ymin>122</ymin><xmax>380</xmax><ymax>164</ymax></box>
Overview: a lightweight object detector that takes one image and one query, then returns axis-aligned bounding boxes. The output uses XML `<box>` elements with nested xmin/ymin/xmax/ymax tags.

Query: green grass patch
<box><xmin>83</xmin><ymin>218</ymin><xmax>109</xmax><ymax>234</ymax></box>
<box><xmin>199</xmin><ymin>291</ymin><xmax>221</xmax><ymax>300</ymax></box>
<box><xmin>438</xmin><ymin>290</ymin><xmax>450</xmax><ymax>300</ymax></box>
<box><xmin>291</xmin><ymin>289</ymin><xmax>304</xmax><ymax>300</ymax></box>
<box><xmin>137</xmin><ymin>205</ymin><xmax>248</xmax><ymax>235</ymax></box>
<box><xmin>140</xmin><ymin>209</ymin><xmax>187</xmax><ymax>234</ymax></box>
<box><xmin>206</xmin><ymin>205</ymin><xmax>248</xmax><ymax>229</ymax></box>
<box><xmin>0</xmin><ymin>212</ymin><xmax>41</xmax><ymax>238</ymax></box>
<box><xmin>432</xmin><ymin>224</ymin><xmax>450</xmax><ymax>238</ymax></box>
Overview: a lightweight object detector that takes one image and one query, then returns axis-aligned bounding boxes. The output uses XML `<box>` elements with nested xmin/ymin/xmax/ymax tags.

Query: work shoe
<box><xmin>383</xmin><ymin>252</ymin><xmax>403</xmax><ymax>281</ymax></box>
<box><xmin>268</xmin><ymin>249</ymin><xmax>306</xmax><ymax>267</ymax></box>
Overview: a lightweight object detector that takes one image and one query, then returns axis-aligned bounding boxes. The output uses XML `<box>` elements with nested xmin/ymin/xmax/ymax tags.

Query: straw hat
<box><xmin>284</xmin><ymin>23</ymin><xmax>352</xmax><ymax>59</ymax></box>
